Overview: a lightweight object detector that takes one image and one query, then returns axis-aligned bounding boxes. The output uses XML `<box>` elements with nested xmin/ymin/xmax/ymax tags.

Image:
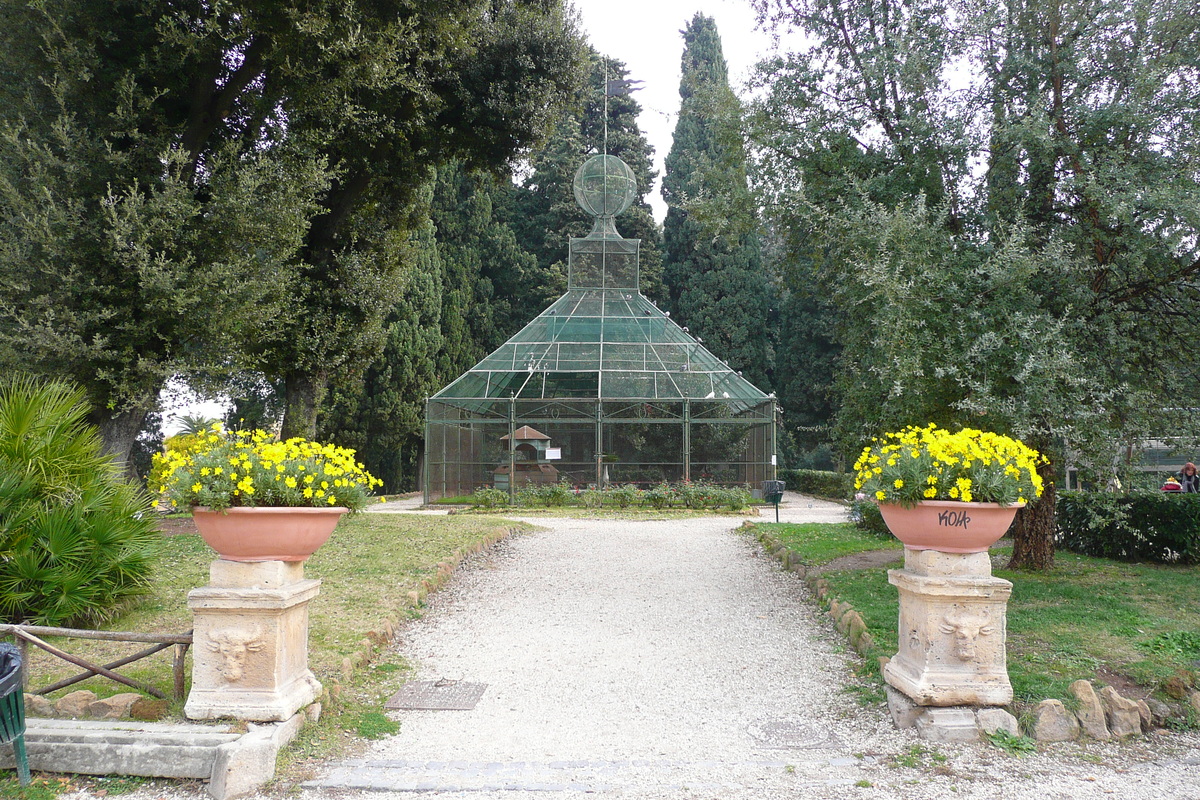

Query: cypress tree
<box><xmin>509</xmin><ymin>49</ymin><xmax>664</xmax><ymax>302</ymax></box>
<box><xmin>661</xmin><ymin>14</ymin><xmax>772</xmax><ymax>391</ymax></box>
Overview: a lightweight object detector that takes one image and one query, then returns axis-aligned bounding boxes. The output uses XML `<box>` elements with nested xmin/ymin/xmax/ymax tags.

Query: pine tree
<box><xmin>661</xmin><ymin>14</ymin><xmax>772</xmax><ymax>391</ymax></box>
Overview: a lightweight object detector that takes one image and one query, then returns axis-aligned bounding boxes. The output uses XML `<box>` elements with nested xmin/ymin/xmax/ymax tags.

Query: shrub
<box><xmin>608</xmin><ymin>484</ymin><xmax>642</xmax><ymax>509</ymax></box>
<box><xmin>1056</xmin><ymin>491</ymin><xmax>1200</xmax><ymax>564</ymax></box>
<box><xmin>468</xmin><ymin>488</ymin><xmax>509</xmax><ymax>509</ymax></box>
<box><xmin>723</xmin><ymin>486</ymin><xmax>752</xmax><ymax>511</ymax></box>
<box><xmin>0</xmin><ymin>377</ymin><xmax>161</xmax><ymax>625</ymax></box>
<box><xmin>514</xmin><ymin>485</ymin><xmax>541</xmax><ymax>507</ymax></box>
<box><xmin>580</xmin><ymin>489</ymin><xmax>604</xmax><ymax>508</ymax></box>
<box><xmin>644</xmin><ymin>483</ymin><xmax>675</xmax><ymax>509</ymax></box>
<box><xmin>777</xmin><ymin>469</ymin><xmax>854</xmax><ymax>499</ymax></box>
<box><xmin>541</xmin><ymin>481</ymin><xmax>572</xmax><ymax>507</ymax></box>
<box><xmin>849</xmin><ymin>498</ymin><xmax>891</xmax><ymax>538</ymax></box>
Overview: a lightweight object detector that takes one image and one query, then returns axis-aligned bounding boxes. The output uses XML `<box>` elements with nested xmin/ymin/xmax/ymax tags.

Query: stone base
<box><xmin>185</xmin><ymin>671</ymin><xmax>322</xmax><ymax>723</ymax></box>
<box><xmin>186</xmin><ymin>560</ymin><xmax>322</xmax><ymax>722</ymax></box>
<box><xmin>884</xmin><ymin>549</ymin><xmax>1013</xmax><ymax>707</ymax></box>
<box><xmin>887</xmin><ymin>686</ymin><xmax>1018</xmax><ymax>743</ymax></box>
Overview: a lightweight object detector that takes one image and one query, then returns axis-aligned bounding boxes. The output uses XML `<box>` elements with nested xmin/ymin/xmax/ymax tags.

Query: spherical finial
<box><xmin>573</xmin><ymin>155</ymin><xmax>637</xmax><ymax>218</ymax></box>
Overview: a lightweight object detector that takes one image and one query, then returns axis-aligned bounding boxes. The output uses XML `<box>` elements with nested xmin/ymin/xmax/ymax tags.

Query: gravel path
<box><xmin>303</xmin><ymin>501</ymin><xmax>1200</xmax><ymax>800</ymax></box>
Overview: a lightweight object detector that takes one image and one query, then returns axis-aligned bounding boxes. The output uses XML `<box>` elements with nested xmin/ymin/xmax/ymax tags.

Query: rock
<box><xmin>877</xmin><ymin>656</ymin><xmax>891</xmax><ymax>674</ymax></box>
<box><xmin>1146</xmin><ymin>698</ymin><xmax>1173</xmax><ymax>727</ymax></box>
<box><xmin>88</xmin><ymin>692</ymin><xmax>142</xmax><ymax>719</ymax></box>
<box><xmin>1033</xmin><ymin>699</ymin><xmax>1080</xmax><ymax>742</ymax></box>
<box><xmin>855</xmin><ymin>632</ymin><xmax>875</xmax><ymax>654</ymax></box>
<box><xmin>305</xmin><ymin>702</ymin><xmax>322</xmax><ymax>724</ymax></box>
<box><xmin>829</xmin><ymin>599</ymin><xmax>844</xmax><ymax>621</ymax></box>
<box><xmin>129</xmin><ymin>697</ymin><xmax>169</xmax><ymax>721</ymax></box>
<box><xmin>915</xmin><ymin>707</ymin><xmax>981</xmax><ymax>744</ymax></box>
<box><xmin>846</xmin><ymin>612</ymin><xmax>868</xmax><ymax>645</ymax></box>
<box><xmin>55</xmin><ymin>690</ymin><xmax>98</xmax><ymax>718</ymax></box>
<box><xmin>1189</xmin><ymin>691</ymin><xmax>1200</xmax><ymax>716</ymax></box>
<box><xmin>1099</xmin><ymin>686</ymin><xmax>1143</xmax><ymax>737</ymax></box>
<box><xmin>23</xmin><ymin>693</ymin><xmax>54</xmax><ymax>717</ymax></box>
<box><xmin>1069</xmin><ymin>680</ymin><xmax>1110</xmax><ymax>740</ymax></box>
<box><xmin>976</xmin><ymin>707</ymin><xmax>1020</xmax><ymax>737</ymax></box>
<box><xmin>886</xmin><ymin>685</ymin><xmax>921</xmax><ymax>730</ymax></box>
<box><xmin>1136</xmin><ymin>699</ymin><xmax>1152</xmax><ymax>731</ymax></box>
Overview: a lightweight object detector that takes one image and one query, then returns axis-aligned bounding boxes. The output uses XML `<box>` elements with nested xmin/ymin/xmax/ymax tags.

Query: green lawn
<box><xmin>758</xmin><ymin>522</ymin><xmax>1200</xmax><ymax>713</ymax></box>
<box><xmin>20</xmin><ymin>513</ymin><xmax>533</xmax><ymax>701</ymax></box>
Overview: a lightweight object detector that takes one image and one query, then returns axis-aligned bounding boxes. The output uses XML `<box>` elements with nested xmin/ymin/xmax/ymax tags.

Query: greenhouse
<box><xmin>423</xmin><ymin>154</ymin><xmax>777</xmax><ymax>502</ymax></box>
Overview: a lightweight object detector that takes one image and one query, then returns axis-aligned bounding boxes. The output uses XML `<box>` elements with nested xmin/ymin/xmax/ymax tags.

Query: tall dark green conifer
<box><xmin>661</xmin><ymin>14</ymin><xmax>772</xmax><ymax>391</ymax></box>
<box><xmin>510</xmin><ymin>49</ymin><xmax>664</xmax><ymax>301</ymax></box>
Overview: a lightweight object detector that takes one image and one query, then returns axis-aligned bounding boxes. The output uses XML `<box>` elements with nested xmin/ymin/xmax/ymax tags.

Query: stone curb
<box><xmin>748</xmin><ymin>525</ymin><xmax>876</xmax><ymax>659</ymax></box>
<box><xmin>0</xmin><ymin>715</ymin><xmax>303</xmax><ymax>800</ymax></box>
<box><xmin>746</xmin><ymin>523</ymin><xmax>1200</xmax><ymax>742</ymax></box>
<box><xmin>326</xmin><ymin>525</ymin><xmax>520</xmax><ymax>706</ymax></box>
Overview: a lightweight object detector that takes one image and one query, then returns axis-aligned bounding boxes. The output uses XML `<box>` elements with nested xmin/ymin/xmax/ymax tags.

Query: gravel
<box><xmin>300</xmin><ymin>498</ymin><xmax>1200</xmax><ymax>800</ymax></box>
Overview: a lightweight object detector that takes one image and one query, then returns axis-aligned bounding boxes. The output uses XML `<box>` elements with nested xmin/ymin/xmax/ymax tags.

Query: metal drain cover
<box><xmin>384</xmin><ymin>679</ymin><xmax>488</xmax><ymax>710</ymax></box>
<box><xmin>747</xmin><ymin>717</ymin><xmax>844</xmax><ymax>750</ymax></box>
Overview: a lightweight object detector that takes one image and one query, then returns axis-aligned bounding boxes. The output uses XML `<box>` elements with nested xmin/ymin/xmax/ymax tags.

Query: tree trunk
<box><xmin>280</xmin><ymin>370</ymin><xmax>328</xmax><ymax>441</ymax></box>
<box><xmin>1007</xmin><ymin>459</ymin><xmax>1057</xmax><ymax>570</ymax></box>
<box><xmin>91</xmin><ymin>400</ymin><xmax>154</xmax><ymax>483</ymax></box>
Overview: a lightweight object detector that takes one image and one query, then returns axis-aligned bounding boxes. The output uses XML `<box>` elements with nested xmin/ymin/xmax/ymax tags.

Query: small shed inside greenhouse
<box><xmin>423</xmin><ymin>154</ymin><xmax>777</xmax><ymax>502</ymax></box>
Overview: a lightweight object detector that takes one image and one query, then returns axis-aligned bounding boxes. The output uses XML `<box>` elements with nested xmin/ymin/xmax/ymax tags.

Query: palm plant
<box><xmin>0</xmin><ymin>377</ymin><xmax>160</xmax><ymax>625</ymax></box>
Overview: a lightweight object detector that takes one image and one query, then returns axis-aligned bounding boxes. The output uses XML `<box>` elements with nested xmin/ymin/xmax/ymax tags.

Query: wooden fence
<box><xmin>0</xmin><ymin>624</ymin><xmax>193</xmax><ymax>701</ymax></box>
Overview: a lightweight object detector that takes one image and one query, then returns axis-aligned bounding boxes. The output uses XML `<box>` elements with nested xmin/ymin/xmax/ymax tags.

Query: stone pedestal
<box><xmin>185</xmin><ymin>560</ymin><xmax>322</xmax><ymax>722</ymax></box>
<box><xmin>883</xmin><ymin>549</ymin><xmax>1013</xmax><ymax>707</ymax></box>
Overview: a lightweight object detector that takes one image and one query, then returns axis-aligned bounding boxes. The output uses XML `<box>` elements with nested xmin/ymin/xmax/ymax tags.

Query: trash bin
<box><xmin>0</xmin><ymin>642</ymin><xmax>30</xmax><ymax>785</ymax></box>
<box><xmin>761</xmin><ymin>480</ymin><xmax>786</xmax><ymax>505</ymax></box>
<box><xmin>762</xmin><ymin>480</ymin><xmax>786</xmax><ymax>522</ymax></box>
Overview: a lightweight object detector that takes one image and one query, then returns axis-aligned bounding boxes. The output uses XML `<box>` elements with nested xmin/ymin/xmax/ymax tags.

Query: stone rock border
<box><xmin>749</xmin><ymin>524</ymin><xmax>1200</xmax><ymax>742</ymax></box>
<box><xmin>23</xmin><ymin>690</ymin><xmax>169</xmax><ymax>722</ymax></box>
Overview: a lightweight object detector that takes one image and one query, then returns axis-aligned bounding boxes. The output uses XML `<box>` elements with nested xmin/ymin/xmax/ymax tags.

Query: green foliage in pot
<box><xmin>0</xmin><ymin>378</ymin><xmax>160</xmax><ymax>625</ymax></box>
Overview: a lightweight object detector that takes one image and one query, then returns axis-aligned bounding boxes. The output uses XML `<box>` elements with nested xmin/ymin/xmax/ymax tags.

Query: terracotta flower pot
<box><xmin>877</xmin><ymin>500</ymin><xmax>1024</xmax><ymax>553</ymax></box>
<box><xmin>191</xmin><ymin>506</ymin><xmax>348</xmax><ymax>562</ymax></box>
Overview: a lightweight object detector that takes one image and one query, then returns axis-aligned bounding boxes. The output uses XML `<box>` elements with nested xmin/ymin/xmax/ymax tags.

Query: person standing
<box><xmin>1180</xmin><ymin>462</ymin><xmax>1200</xmax><ymax>493</ymax></box>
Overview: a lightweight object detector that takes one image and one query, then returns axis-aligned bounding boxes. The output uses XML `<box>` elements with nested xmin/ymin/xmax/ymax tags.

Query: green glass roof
<box><xmin>432</xmin><ymin>287</ymin><xmax>769</xmax><ymax>407</ymax></box>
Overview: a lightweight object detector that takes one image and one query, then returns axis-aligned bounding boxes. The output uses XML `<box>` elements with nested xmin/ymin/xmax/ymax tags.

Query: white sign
<box><xmin>771</xmin><ymin>455</ymin><xmax>777</xmax><ymax>466</ymax></box>
<box><xmin>546</xmin><ymin>448</ymin><xmax>562</xmax><ymax>460</ymax></box>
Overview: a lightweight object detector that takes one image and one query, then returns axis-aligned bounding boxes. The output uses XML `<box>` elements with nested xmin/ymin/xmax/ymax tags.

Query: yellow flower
<box><xmin>191</xmin><ymin>483</ymin><xmax>201</xmax><ymax>492</ymax></box>
<box><xmin>303</xmin><ymin>488</ymin><xmax>314</xmax><ymax>498</ymax></box>
<box><xmin>875</xmin><ymin>490</ymin><xmax>887</xmax><ymax>501</ymax></box>
<box><xmin>285</xmin><ymin>476</ymin><xmax>297</xmax><ymax>488</ymax></box>
<box><xmin>893</xmin><ymin>479</ymin><xmax>904</xmax><ymax>489</ymax></box>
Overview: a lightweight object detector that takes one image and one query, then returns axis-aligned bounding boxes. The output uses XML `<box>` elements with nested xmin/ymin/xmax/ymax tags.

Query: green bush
<box><xmin>777</xmin><ymin>468</ymin><xmax>854</xmax><ymax>499</ymax></box>
<box><xmin>1056</xmin><ymin>491</ymin><xmax>1200</xmax><ymax>564</ymax></box>
<box><xmin>541</xmin><ymin>481</ymin><xmax>573</xmax><ymax>507</ymax></box>
<box><xmin>468</xmin><ymin>488</ymin><xmax>509</xmax><ymax>509</ymax></box>
<box><xmin>644</xmin><ymin>483</ymin><xmax>675</xmax><ymax>509</ymax></box>
<box><xmin>580</xmin><ymin>489</ymin><xmax>604</xmax><ymax>508</ymax></box>
<box><xmin>607</xmin><ymin>484</ymin><xmax>642</xmax><ymax>508</ymax></box>
<box><xmin>848</xmin><ymin>498</ymin><xmax>891</xmax><ymax>537</ymax></box>
<box><xmin>0</xmin><ymin>378</ymin><xmax>161</xmax><ymax>625</ymax></box>
<box><xmin>723</xmin><ymin>486</ymin><xmax>752</xmax><ymax>511</ymax></box>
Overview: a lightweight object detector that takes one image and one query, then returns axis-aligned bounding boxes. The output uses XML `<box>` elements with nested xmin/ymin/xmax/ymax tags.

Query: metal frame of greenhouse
<box><xmin>423</xmin><ymin>155</ymin><xmax>777</xmax><ymax>502</ymax></box>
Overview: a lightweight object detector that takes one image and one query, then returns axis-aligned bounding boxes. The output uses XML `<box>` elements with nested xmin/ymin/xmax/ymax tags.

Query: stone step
<box><xmin>305</xmin><ymin>754</ymin><xmax>878</xmax><ymax>794</ymax></box>
<box><xmin>0</xmin><ymin>717</ymin><xmax>241</xmax><ymax>778</ymax></box>
<box><xmin>0</xmin><ymin>713</ymin><xmax>304</xmax><ymax>799</ymax></box>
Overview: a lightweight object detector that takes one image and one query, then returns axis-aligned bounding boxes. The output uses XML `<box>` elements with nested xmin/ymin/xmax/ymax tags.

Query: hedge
<box><xmin>1056</xmin><ymin>491</ymin><xmax>1200</xmax><ymax>564</ymax></box>
<box><xmin>777</xmin><ymin>468</ymin><xmax>854</xmax><ymax>500</ymax></box>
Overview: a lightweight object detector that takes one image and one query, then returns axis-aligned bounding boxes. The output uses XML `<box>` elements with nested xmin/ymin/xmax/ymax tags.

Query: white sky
<box><xmin>572</xmin><ymin>0</ymin><xmax>786</xmax><ymax>221</ymax></box>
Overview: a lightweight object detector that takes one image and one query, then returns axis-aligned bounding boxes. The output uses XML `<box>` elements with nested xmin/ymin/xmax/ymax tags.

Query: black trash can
<box><xmin>0</xmin><ymin>643</ymin><xmax>30</xmax><ymax>785</ymax></box>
